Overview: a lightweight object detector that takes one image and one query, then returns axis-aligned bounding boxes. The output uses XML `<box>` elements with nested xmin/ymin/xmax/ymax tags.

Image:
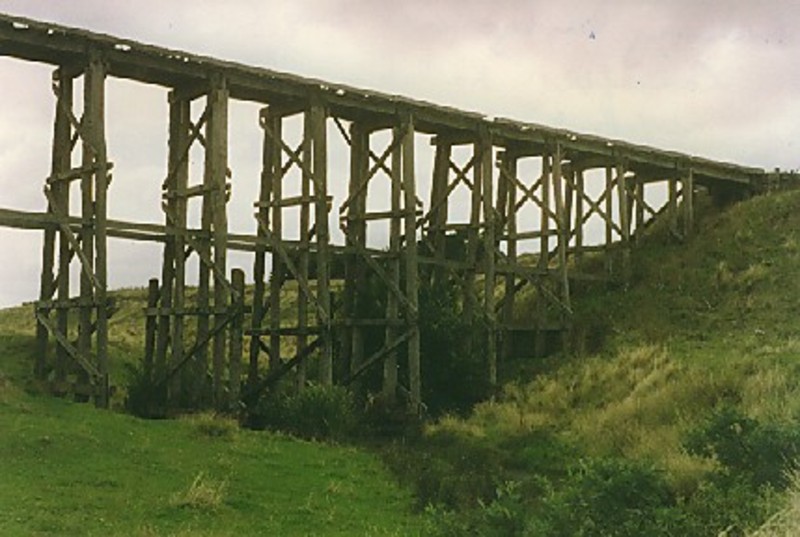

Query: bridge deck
<box><xmin>0</xmin><ymin>12</ymin><xmax>763</xmax><ymax>186</ymax></box>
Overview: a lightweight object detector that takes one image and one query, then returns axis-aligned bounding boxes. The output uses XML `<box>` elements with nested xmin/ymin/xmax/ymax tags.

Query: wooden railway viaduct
<box><xmin>0</xmin><ymin>14</ymin><xmax>777</xmax><ymax>411</ymax></box>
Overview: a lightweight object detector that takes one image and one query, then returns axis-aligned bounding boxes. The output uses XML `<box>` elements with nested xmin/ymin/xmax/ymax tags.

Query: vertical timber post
<box><xmin>499</xmin><ymin>150</ymin><xmax>518</xmax><ymax>363</ymax></box>
<box><xmin>574</xmin><ymin>169</ymin><xmax>585</xmax><ymax>262</ymax></box>
<box><xmin>383</xmin><ymin>125</ymin><xmax>401</xmax><ymax>400</ymax></box>
<box><xmin>479</xmin><ymin>127</ymin><xmax>496</xmax><ymax>387</ymax></box>
<box><xmin>604</xmin><ymin>166</ymin><xmax>614</xmax><ymax>276</ymax></box>
<box><xmin>55</xmin><ymin>72</ymin><xmax>74</xmax><ymax>387</ymax></box>
<box><xmin>144</xmin><ymin>278</ymin><xmax>160</xmax><ymax>384</ymax></box>
<box><xmin>268</xmin><ymin>113</ymin><xmax>284</xmax><ymax>376</ymax></box>
<box><xmin>310</xmin><ymin>98</ymin><xmax>332</xmax><ymax>386</ymax></box>
<box><xmin>465</xmin><ymin>139</ymin><xmax>481</xmax><ymax>324</ymax></box>
<box><xmin>668</xmin><ymin>177</ymin><xmax>678</xmax><ymax>238</ymax></box>
<box><xmin>297</xmin><ymin>109</ymin><xmax>312</xmax><ymax>390</ymax></box>
<box><xmin>401</xmin><ymin>112</ymin><xmax>420</xmax><ymax>410</ymax></box>
<box><xmin>346</xmin><ymin>122</ymin><xmax>368</xmax><ymax>377</ymax></box>
<box><xmin>229</xmin><ymin>268</ymin><xmax>245</xmax><ymax>407</ymax></box>
<box><xmin>616</xmin><ymin>159</ymin><xmax>631</xmax><ymax>284</ymax></box>
<box><xmin>551</xmin><ymin>143</ymin><xmax>571</xmax><ymax>349</ymax></box>
<box><xmin>430</xmin><ymin>140</ymin><xmax>451</xmax><ymax>286</ymax></box>
<box><xmin>208</xmin><ymin>76</ymin><xmax>229</xmax><ymax>409</ymax></box>
<box><xmin>535</xmin><ymin>153</ymin><xmax>551</xmax><ymax>358</ymax></box>
<box><xmin>634</xmin><ymin>179</ymin><xmax>644</xmax><ymax>242</ymax></box>
<box><xmin>77</xmin><ymin>65</ymin><xmax>95</xmax><ymax>400</ymax></box>
<box><xmin>37</xmin><ymin>67</ymin><xmax>73</xmax><ymax>381</ymax></box>
<box><xmin>250</xmin><ymin>107</ymin><xmax>275</xmax><ymax>385</ymax></box>
<box><xmin>464</xmin><ymin>137</ymin><xmax>481</xmax><ymax>367</ymax></box>
<box><xmin>167</xmin><ymin>91</ymin><xmax>190</xmax><ymax>404</ymax></box>
<box><xmin>683</xmin><ymin>167</ymin><xmax>694</xmax><ymax>237</ymax></box>
<box><xmin>81</xmin><ymin>51</ymin><xmax>110</xmax><ymax>407</ymax></box>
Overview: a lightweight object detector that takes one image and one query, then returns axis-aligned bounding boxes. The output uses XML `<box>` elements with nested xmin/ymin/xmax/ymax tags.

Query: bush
<box><xmin>361</xmin><ymin>394</ymin><xmax>424</xmax><ymax>439</ymax></box>
<box><xmin>123</xmin><ymin>363</ymin><xmax>167</xmax><ymax>419</ymax></box>
<box><xmin>678</xmin><ymin>476</ymin><xmax>778</xmax><ymax>536</ymax></box>
<box><xmin>528</xmin><ymin>458</ymin><xmax>679</xmax><ymax>537</ymax></box>
<box><xmin>424</xmin><ymin>480</ymin><xmax>528</xmax><ymax>537</ymax></box>
<box><xmin>418</xmin><ymin>276</ymin><xmax>491</xmax><ymax>415</ymax></box>
<box><xmin>383</xmin><ymin>430</ymin><xmax>505</xmax><ymax>510</ymax></box>
<box><xmin>247</xmin><ymin>384</ymin><xmax>358</xmax><ymax>441</ymax></box>
<box><xmin>685</xmin><ymin>407</ymin><xmax>800</xmax><ymax>489</ymax></box>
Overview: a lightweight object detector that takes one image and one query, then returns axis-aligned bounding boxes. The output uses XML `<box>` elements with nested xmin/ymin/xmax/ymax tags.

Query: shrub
<box><xmin>418</xmin><ymin>276</ymin><xmax>491</xmax><ymax>415</ymax></box>
<box><xmin>361</xmin><ymin>394</ymin><xmax>424</xmax><ymax>439</ymax></box>
<box><xmin>383</xmin><ymin>430</ymin><xmax>505</xmax><ymax>510</ymax></box>
<box><xmin>685</xmin><ymin>407</ymin><xmax>800</xmax><ymax>489</ymax></box>
<box><xmin>123</xmin><ymin>363</ymin><xmax>167</xmax><ymax>419</ymax></box>
<box><xmin>527</xmin><ymin>458</ymin><xmax>679</xmax><ymax>537</ymax></box>
<box><xmin>678</xmin><ymin>475</ymin><xmax>778</xmax><ymax>536</ymax></box>
<box><xmin>248</xmin><ymin>384</ymin><xmax>358</xmax><ymax>441</ymax></box>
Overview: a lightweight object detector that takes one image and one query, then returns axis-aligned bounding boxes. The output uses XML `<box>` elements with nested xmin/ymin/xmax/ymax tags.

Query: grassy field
<box><xmin>0</xmin><ymin>309</ymin><xmax>427</xmax><ymax>536</ymax></box>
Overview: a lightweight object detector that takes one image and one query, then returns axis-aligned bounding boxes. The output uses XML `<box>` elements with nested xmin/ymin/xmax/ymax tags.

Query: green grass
<box><xmin>0</xmin><ymin>385</ymin><xmax>427</xmax><ymax>536</ymax></box>
<box><xmin>0</xmin><ymin>295</ymin><xmax>427</xmax><ymax>536</ymax></box>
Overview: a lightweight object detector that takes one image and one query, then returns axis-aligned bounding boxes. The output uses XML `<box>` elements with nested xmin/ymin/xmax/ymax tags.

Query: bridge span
<box><xmin>0</xmin><ymin>13</ymin><xmax>770</xmax><ymax>410</ymax></box>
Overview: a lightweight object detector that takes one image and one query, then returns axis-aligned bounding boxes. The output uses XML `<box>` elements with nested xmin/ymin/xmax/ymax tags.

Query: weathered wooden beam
<box><xmin>143</xmin><ymin>278</ymin><xmax>160</xmax><ymax>383</ymax></box>
<box><xmin>208</xmin><ymin>76</ymin><xmax>229</xmax><ymax>409</ymax></box>
<box><xmin>574</xmin><ymin>170</ymin><xmax>585</xmax><ymax>261</ymax></box>
<box><xmin>36</xmin><ymin>66</ymin><xmax>71</xmax><ymax>380</ymax></box>
<box><xmin>249</xmin><ymin>106</ymin><xmax>273</xmax><ymax>389</ymax></box>
<box><xmin>535</xmin><ymin>153</ymin><xmax>551</xmax><ymax>358</ymax></box>
<box><xmin>296</xmin><ymin>107</ymin><xmax>312</xmax><ymax>390</ymax></box>
<box><xmin>169</xmin><ymin>90</ymin><xmax>190</xmax><ymax>403</ymax></box>
<box><xmin>401</xmin><ymin>113</ymin><xmax>421</xmax><ymax>410</ymax></box>
<box><xmin>77</xmin><ymin>50</ymin><xmax>110</xmax><ymax>406</ymax></box>
<box><xmin>668</xmin><ymin>178</ymin><xmax>679</xmax><ymax>239</ymax></box>
<box><xmin>683</xmin><ymin>167</ymin><xmax>695</xmax><ymax>237</ymax></box>
<box><xmin>310</xmin><ymin>98</ymin><xmax>332</xmax><ymax>385</ymax></box>
<box><xmin>344</xmin><ymin>121</ymin><xmax>368</xmax><ymax>377</ymax></box>
<box><xmin>267</xmin><ymin>112</ymin><xmax>284</xmax><ymax>373</ymax></box>
<box><xmin>229</xmin><ymin>268</ymin><xmax>245</xmax><ymax>407</ymax></box>
<box><xmin>383</xmin><ymin>124</ymin><xmax>402</xmax><ymax>401</ymax></box>
<box><xmin>479</xmin><ymin>128</ymin><xmax>497</xmax><ymax>386</ymax></box>
<box><xmin>497</xmin><ymin>150</ymin><xmax>517</xmax><ymax>364</ymax></box>
<box><xmin>89</xmin><ymin>50</ymin><xmax>111</xmax><ymax>406</ymax></box>
<box><xmin>616</xmin><ymin>160</ymin><xmax>631</xmax><ymax>283</ymax></box>
<box><xmin>551</xmin><ymin>143</ymin><xmax>572</xmax><ymax>337</ymax></box>
<box><xmin>428</xmin><ymin>141</ymin><xmax>451</xmax><ymax>284</ymax></box>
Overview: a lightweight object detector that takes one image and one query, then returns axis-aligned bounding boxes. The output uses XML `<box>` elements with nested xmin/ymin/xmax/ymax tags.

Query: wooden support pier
<box><xmin>0</xmin><ymin>13</ymin><xmax>769</xmax><ymax>411</ymax></box>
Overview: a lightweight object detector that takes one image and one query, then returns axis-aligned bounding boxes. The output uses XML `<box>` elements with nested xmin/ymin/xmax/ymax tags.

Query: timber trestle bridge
<box><xmin>0</xmin><ymin>14</ymin><xmax>774</xmax><ymax>411</ymax></box>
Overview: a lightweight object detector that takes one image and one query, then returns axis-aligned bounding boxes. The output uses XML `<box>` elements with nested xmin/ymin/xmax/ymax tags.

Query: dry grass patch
<box><xmin>170</xmin><ymin>472</ymin><xmax>228</xmax><ymax>511</ymax></box>
<box><xmin>750</xmin><ymin>471</ymin><xmax>800</xmax><ymax>537</ymax></box>
<box><xmin>742</xmin><ymin>364</ymin><xmax>800</xmax><ymax>422</ymax></box>
<box><xmin>182</xmin><ymin>412</ymin><xmax>239</xmax><ymax>440</ymax></box>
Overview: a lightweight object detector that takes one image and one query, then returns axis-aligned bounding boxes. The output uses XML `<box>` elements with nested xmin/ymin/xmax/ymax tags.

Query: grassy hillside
<box><xmin>0</xmin><ymin>307</ymin><xmax>427</xmax><ymax>535</ymax></box>
<box><xmin>403</xmin><ymin>189</ymin><xmax>800</xmax><ymax>535</ymax></box>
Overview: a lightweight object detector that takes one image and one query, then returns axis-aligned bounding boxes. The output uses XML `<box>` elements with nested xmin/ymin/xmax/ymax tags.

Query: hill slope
<box><xmin>408</xmin><ymin>189</ymin><xmax>800</xmax><ymax>535</ymax></box>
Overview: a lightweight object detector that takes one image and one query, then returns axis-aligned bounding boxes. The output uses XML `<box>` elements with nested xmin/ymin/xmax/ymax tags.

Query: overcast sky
<box><xmin>0</xmin><ymin>1</ymin><xmax>798</xmax><ymax>307</ymax></box>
